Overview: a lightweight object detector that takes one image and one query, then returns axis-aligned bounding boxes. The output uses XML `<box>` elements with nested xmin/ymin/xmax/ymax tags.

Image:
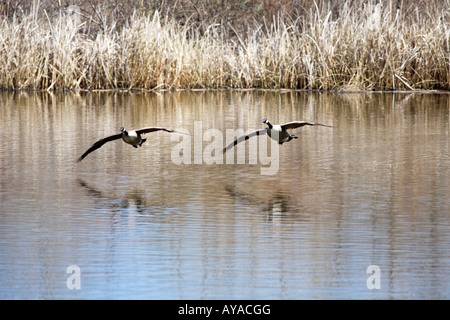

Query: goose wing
<box><xmin>136</xmin><ymin>127</ymin><xmax>175</xmax><ymax>134</ymax></box>
<box><xmin>222</xmin><ymin>129</ymin><xmax>267</xmax><ymax>154</ymax></box>
<box><xmin>76</xmin><ymin>133</ymin><xmax>122</xmax><ymax>163</ymax></box>
<box><xmin>280</xmin><ymin>121</ymin><xmax>332</xmax><ymax>130</ymax></box>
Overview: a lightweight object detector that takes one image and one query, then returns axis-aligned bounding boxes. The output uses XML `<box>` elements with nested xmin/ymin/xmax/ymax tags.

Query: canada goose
<box><xmin>76</xmin><ymin>126</ymin><xmax>182</xmax><ymax>162</ymax></box>
<box><xmin>223</xmin><ymin>118</ymin><xmax>332</xmax><ymax>153</ymax></box>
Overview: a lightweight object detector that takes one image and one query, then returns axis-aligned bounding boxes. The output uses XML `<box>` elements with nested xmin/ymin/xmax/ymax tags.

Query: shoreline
<box><xmin>1</xmin><ymin>87</ymin><xmax>449</xmax><ymax>94</ymax></box>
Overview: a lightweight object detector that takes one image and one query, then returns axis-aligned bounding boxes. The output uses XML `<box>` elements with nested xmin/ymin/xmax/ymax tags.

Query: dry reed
<box><xmin>0</xmin><ymin>1</ymin><xmax>448</xmax><ymax>91</ymax></box>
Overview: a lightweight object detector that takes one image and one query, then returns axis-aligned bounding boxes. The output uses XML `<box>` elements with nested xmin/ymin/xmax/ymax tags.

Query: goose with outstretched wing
<box><xmin>223</xmin><ymin>118</ymin><xmax>332</xmax><ymax>153</ymax></box>
<box><xmin>76</xmin><ymin>126</ymin><xmax>184</xmax><ymax>162</ymax></box>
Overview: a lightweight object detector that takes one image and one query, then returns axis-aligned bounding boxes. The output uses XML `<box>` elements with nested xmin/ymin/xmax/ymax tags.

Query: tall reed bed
<box><xmin>0</xmin><ymin>1</ymin><xmax>448</xmax><ymax>91</ymax></box>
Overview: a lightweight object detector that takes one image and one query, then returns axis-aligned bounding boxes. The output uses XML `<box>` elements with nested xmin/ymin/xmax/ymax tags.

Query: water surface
<box><xmin>0</xmin><ymin>91</ymin><xmax>448</xmax><ymax>299</ymax></box>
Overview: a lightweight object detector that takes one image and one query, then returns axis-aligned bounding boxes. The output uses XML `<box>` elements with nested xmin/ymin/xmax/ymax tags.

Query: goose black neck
<box><xmin>266</xmin><ymin>121</ymin><xmax>273</xmax><ymax>129</ymax></box>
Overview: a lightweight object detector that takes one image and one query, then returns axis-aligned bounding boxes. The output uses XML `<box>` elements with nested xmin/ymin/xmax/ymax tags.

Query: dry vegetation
<box><xmin>0</xmin><ymin>0</ymin><xmax>448</xmax><ymax>91</ymax></box>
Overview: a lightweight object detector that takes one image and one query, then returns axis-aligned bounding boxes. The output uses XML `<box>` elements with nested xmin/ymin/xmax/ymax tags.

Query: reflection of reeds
<box><xmin>0</xmin><ymin>1</ymin><xmax>448</xmax><ymax>91</ymax></box>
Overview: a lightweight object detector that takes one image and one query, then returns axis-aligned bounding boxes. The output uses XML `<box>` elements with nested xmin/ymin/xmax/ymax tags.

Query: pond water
<box><xmin>0</xmin><ymin>90</ymin><xmax>449</xmax><ymax>299</ymax></box>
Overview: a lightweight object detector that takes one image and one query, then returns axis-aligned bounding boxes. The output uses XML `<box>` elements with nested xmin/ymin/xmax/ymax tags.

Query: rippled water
<box><xmin>0</xmin><ymin>91</ymin><xmax>449</xmax><ymax>299</ymax></box>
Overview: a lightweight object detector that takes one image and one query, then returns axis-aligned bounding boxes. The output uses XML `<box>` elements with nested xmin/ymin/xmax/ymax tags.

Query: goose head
<box><xmin>262</xmin><ymin>118</ymin><xmax>273</xmax><ymax>129</ymax></box>
<box><xmin>120</xmin><ymin>126</ymin><xmax>128</xmax><ymax>135</ymax></box>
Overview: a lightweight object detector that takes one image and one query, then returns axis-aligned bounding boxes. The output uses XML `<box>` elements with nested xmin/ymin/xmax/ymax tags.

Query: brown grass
<box><xmin>0</xmin><ymin>0</ymin><xmax>448</xmax><ymax>91</ymax></box>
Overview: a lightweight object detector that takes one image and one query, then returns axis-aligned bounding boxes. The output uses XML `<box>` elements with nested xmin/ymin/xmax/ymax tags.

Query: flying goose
<box><xmin>223</xmin><ymin>118</ymin><xmax>332</xmax><ymax>153</ymax></box>
<box><xmin>76</xmin><ymin>126</ymin><xmax>183</xmax><ymax>162</ymax></box>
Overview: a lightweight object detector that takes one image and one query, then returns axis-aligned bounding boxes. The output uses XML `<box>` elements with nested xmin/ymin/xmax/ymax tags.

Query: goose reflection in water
<box><xmin>224</xmin><ymin>184</ymin><xmax>302</xmax><ymax>222</ymax></box>
<box><xmin>77</xmin><ymin>178</ymin><xmax>148</xmax><ymax>215</ymax></box>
